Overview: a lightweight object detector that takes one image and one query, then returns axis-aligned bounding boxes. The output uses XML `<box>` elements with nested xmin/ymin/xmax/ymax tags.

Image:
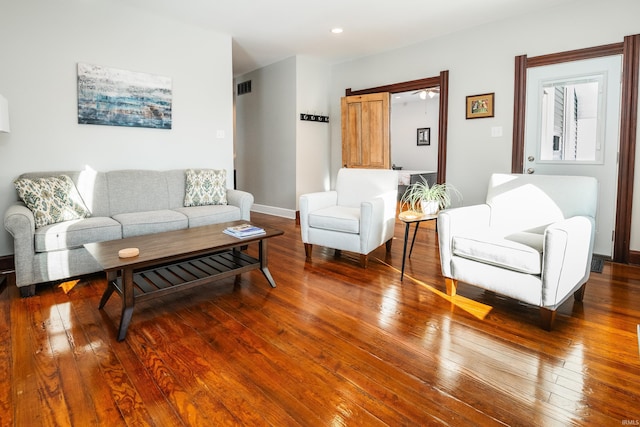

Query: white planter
<box><xmin>421</xmin><ymin>200</ymin><xmax>440</xmax><ymax>215</ymax></box>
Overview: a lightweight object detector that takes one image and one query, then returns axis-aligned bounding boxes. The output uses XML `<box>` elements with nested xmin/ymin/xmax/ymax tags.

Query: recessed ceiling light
<box><xmin>331</xmin><ymin>28</ymin><xmax>343</xmax><ymax>34</ymax></box>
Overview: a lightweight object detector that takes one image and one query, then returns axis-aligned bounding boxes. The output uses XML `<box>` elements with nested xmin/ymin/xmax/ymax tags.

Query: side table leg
<box><xmin>117</xmin><ymin>268</ymin><xmax>135</xmax><ymax>341</ymax></box>
<box><xmin>409</xmin><ymin>222</ymin><xmax>420</xmax><ymax>258</ymax></box>
<box><xmin>401</xmin><ymin>223</ymin><xmax>410</xmax><ymax>281</ymax></box>
<box><xmin>259</xmin><ymin>239</ymin><xmax>277</xmax><ymax>288</ymax></box>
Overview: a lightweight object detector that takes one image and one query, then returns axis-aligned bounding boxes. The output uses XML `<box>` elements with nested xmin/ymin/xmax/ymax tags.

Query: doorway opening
<box><xmin>345</xmin><ymin>71</ymin><xmax>449</xmax><ymax>184</ymax></box>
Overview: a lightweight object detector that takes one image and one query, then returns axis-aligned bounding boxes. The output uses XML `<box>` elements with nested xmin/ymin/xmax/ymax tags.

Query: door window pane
<box><xmin>538</xmin><ymin>75</ymin><xmax>604</xmax><ymax>163</ymax></box>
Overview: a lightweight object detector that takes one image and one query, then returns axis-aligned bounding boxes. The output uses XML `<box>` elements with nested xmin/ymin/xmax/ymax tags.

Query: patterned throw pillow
<box><xmin>14</xmin><ymin>175</ymin><xmax>91</xmax><ymax>228</ymax></box>
<box><xmin>183</xmin><ymin>169</ymin><xmax>228</xmax><ymax>207</ymax></box>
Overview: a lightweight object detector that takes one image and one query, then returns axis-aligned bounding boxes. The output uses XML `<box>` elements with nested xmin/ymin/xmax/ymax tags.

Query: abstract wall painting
<box><xmin>77</xmin><ymin>63</ymin><xmax>172</xmax><ymax>129</ymax></box>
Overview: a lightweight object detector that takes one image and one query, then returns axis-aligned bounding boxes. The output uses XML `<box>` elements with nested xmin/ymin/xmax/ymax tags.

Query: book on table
<box><xmin>223</xmin><ymin>223</ymin><xmax>266</xmax><ymax>238</ymax></box>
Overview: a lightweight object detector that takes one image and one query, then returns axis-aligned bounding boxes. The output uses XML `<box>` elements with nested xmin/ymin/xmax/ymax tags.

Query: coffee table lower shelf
<box><xmin>99</xmin><ymin>249</ymin><xmax>275</xmax><ymax>341</ymax></box>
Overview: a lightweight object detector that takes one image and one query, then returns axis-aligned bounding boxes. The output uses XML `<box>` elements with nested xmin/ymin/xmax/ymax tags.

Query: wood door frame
<box><xmin>512</xmin><ymin>35</ymin><xmax>639</xmax><ymax>264</ymax></box>
<box><xmin>346</xmin><ymin>70</ymin><xmax>449</xmax><ymax>184</ymax></box>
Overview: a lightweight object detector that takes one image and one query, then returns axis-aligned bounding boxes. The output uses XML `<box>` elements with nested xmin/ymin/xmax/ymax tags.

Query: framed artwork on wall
<box><xmin>77</xmin><ymin>63</ymin><xmax>173</xmax><ymax>129</ymax></box>
<box><xmin>466</xmin><ymin>92</ymin><xmax>495</xmax><ymax>119</ymax></box>
<box><xmin>417</xmin><ymin>127</ymin><xmax>430</xmax><ymax>146</ymax></box>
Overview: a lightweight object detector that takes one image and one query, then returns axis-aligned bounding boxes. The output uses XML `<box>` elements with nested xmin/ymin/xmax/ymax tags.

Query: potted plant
<box><xmin>400</xmin><ymin>180</ymin><xmax>461</xmax><ymax>215</ymax></box>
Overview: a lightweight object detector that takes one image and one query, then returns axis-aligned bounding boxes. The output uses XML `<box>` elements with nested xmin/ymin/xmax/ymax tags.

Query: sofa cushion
<box><xmin>14</xmin><ymin>175</ymin><xmax>91</xmax><ymax>228</ymax></box>
<box><xmin>174</xmin><ymin>205</ymin><xmax>241</xmax><ymax>228</ymax></box>
<box><xmin>35</xmin><ymin>217</ymin><xmax>122</xmax><ymax>252</ymax></box>
<box><xmin>112</xmin><ymin>210</ymin><xmax>188</xmax><ymax>238</ymax></box>
<box><xmin>107</xmin><ymin>170</ymin><xmax>170</xmax><ymax>215</ymax></box>
<box><xmin>308</xmin><ymin>206</ymin><xmax>360</xmax><ymax>234</ymax></box>
<box><xmin>183</xmin><ymin>169</ymin><xmax>227</xmax><ymax>207</ymax></box>
<box><xmin>452</xmin><ymin>230</ymin><xmax>543</xmax><ymax>275</ymax></box>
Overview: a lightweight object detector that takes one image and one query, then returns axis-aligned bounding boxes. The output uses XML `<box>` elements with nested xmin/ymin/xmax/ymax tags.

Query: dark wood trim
<box><xmin>346</xmin><ymin>76</ymin><xmax>441</xmax><ymax>97</ymax></box>
<box><xmin>526</xmin><ymin>42</ymin><xmax>623</xmax><ymax>68</ymax></box>
<box><xmin>437</xmin><ymin>70</ymin><xmax>449</xmax><ymax>184</ymax></box>
<box><xmin>629</xmin><ymin>250</ymin><xmax>640</xmax><ymax>266</ymax></box>
<box><xmin>614</xmin><ymin>34</ymin><xmax>640</xmax><ymax>263</ymax></box>
<box><xmin>512</xmin><ymin>35</ymin><xmax>639</xmax><ymax>263</ymax></box>
<box><xmin>345</xmin><ymin>72</ymin><xmax>449</xmax><ymax>183</ymax></box>
<box><xmin>511</xmin><ymin>55</ymin><xmax>527</xmax><ymax>173</ymax></box>
<box><xmin>0</xmin><ymin>254</ymin><xmax>14</xmax><ymax>273</ymax></box>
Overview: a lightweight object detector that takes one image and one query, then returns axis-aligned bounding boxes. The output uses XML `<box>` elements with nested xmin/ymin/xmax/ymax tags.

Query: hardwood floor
<box><xmin>1</xmin><ymin>212</ymin><xmax>640</xmax><ymax>426</ymax></box>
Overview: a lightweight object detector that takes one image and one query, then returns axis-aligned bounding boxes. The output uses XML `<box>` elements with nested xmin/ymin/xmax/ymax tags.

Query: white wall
<box><xmin>391</xmin><ymin>97</ymin><xmax>439</xmax><ymax>171</ymax></box>
<box><xmin>236</xmin><ymin>55</ymin><xmax>331</xmax><ymax>215</ymax></box>
<box><xmin>330</xmin><ymin>0</ymin><xmax>640</xmax><ymax>250</ymax></box>
<box><xmin>296</xmin><ymin>56</ymin><xmax>331</xmax><ymax>208</ymax></box>
<box><xmin>235</xmin><ymin>57</ymin><xmax>297</xmax><ymax>211</ymax></box>
<box><xmin>0</xmin><ymin>0</ymin><xmax>234</xmax><ymax>256</ymax></box>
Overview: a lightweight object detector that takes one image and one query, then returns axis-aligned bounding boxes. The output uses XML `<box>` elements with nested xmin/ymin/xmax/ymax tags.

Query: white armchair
<box><xmin>437</xmin><ymin>173</ymin><xmax>598</xmax><ymax>330</ymax></box>
<box><xmin>299</xmin><ymin>168</ymin><xmax>398</xmax><ymax>267</ymax></box>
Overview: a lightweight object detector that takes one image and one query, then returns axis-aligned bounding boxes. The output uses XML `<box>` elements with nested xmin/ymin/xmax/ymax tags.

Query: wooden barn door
<box><xmin>341</xmin><ymin>93</ymin><xmax>390</xmax><ymax>169</ymax></box>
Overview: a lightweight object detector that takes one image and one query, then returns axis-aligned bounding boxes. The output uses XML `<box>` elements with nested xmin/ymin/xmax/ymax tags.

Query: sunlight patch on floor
<box><xmin>58</xmin><ymin>279</ymin><xmax>80</xmax><ymax>294</ymax></box>
<box><xmin>376</xmin><ymin>258</ymin><xmax>493</xmax><ymax>320</ymax></box>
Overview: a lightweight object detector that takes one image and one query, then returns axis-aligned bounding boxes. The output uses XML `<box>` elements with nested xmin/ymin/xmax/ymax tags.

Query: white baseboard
<box><xmin>251</xmin><ymin>204</ymin><xmax>296</xmax><ymax>219</ymax></box>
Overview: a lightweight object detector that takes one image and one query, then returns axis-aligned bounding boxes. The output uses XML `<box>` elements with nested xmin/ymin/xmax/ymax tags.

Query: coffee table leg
<box><xmin>117</xmin><ymin>268</ymin><xmax>135</xmax><ymax>341</ymax></box>
<box><xmin>259</xmin><ymin>239</ymin><xmax>277</xmax><ymax>288</ymax></box>
<box><xmin>99</xmin><ymin>271</ymin><xmax>117</xmax><ymax>309</ymax></box>
<box><xmin>232</xmin><ymin>247</ymin><xmax>243</xmax><ymax>283</ymax></box>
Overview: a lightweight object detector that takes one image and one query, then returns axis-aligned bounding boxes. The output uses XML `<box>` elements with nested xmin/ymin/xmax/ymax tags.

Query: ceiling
<box><xmin>115</xmin><ymin>0</ymin><xmax>575</xmax><ymax>77</ymax></box>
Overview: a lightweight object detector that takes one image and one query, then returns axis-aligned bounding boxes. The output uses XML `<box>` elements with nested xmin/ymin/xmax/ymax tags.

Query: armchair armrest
<box><xmin>359</xmin><ymin>190</ymin><xmax>397</xmax><ymax>253</ymax></box>
<box><xmin>4</xmin><ymin>203</ymin><xmax>36</xmax><ymax>286</ymax></box>
<box><xmin>299</xmin><ymin>191</ymin><xmax>338</xmax><ymax>241</ymax></box>
<box><xmin>226</xmin><ymin>189</ymin><xmax>254</xmax><ymax>221</ymax></box>
<box><xmin>541</xmin><ymin>215</ymin><xmax>594</xmax><ymax>308</ymax></box>
<box><xmin>360</xmin><ymin>197</ymin><xmax>395</xmax><ymax>254</ymax></box>
<box><xmin>437</xmin><ymin>204</ymin><xmax>491</xmax><ymax>277</ymax></box>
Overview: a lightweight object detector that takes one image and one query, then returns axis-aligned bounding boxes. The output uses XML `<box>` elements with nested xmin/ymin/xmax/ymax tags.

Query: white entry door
<box><xmin>524</xmin><ymin>55</ymin><xmax>622</xmax><ymax>257</ymax></box>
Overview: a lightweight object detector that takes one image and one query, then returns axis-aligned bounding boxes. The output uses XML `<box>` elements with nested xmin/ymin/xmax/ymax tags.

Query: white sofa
<box><xmin>299</xmin><ymin>168</ymin><xmax>398</xmax><ymax>267</ymax></box>
<box><xmin>4</xmin><ymin>169</ymin><xmax>253</xmax><ymax>297</ymax></box>
<box><xmin>437</xmin><ymin>173</ymin><xmax>597</xmax><ymax>330</ymax></box>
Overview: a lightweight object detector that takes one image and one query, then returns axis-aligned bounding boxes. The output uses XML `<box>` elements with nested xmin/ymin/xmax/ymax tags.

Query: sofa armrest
<box><xmin>437</xmin><ymin>204</ymin><xmax>491</xmax><ymax>277</ymax></box>
<box><xmin>4</xmin><ymin>203</ymin><xmax>36</xmax><ymax>286</ymax></box>
<box><xmin>226</xmin><ymin>189</ymin><xmax>254</xmax><ymax>221</ymax></box>
<box><xmin>299</xmin><ymin>191</ymin><xmax>338</xmax><ymax>242</ymax></box>
<box><xmin>541</xmin><ymin>215</ymin><xmax>594</xmax><ymax>308</ymax></box>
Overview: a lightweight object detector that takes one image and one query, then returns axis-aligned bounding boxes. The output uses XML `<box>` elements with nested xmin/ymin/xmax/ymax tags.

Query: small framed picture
<box><xmin>417</xmin><ymin>127</ymin><xmax>430</xmax><ymax>146</ymax></box>
<box><xmin>466</xmin><ymin>93</ymin><xmax>495</xmax><ymax>119</ymax></box>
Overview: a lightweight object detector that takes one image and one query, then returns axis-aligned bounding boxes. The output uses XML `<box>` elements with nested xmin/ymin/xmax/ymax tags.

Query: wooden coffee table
<box><xmin>84</xmin><ymin>221</ymin><xmax>284</xmax><ymax>341</ymax></box>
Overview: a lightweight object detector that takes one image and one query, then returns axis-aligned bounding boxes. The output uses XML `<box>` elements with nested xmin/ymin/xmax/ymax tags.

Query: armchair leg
<box><xmin>385</xmin><ymin>238</ymin><xmax>393</xmax><ymax>252</ymax></box>
<box><xmin>359</xmin><ymin>254</ymin><xmax>368</xmax><ymax>268</ymax></box>
<box><xmin>539</xmin><ymin>307</ymin><xmax>556</xmax><ymax>331</ymax></box>
<box><xmin>304</xmin><ymin>243</ymin><xmax>313</xmax><ymax>260</ymax></box>
<box><xmin>573</xmin><ymin>283</ymin><xmax>587</xmax><ymax>302</ymax></box>
<box><xmin>445</xmin><ymin>278</ymin><xmax>457</xmax><ymax>297</ymax></box>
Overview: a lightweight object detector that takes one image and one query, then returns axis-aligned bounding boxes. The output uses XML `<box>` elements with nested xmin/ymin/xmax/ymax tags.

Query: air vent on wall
<box><xmin>237</xmin><ymin>80</ymin><xmax>252</xmax><ymax>95</ymax></box>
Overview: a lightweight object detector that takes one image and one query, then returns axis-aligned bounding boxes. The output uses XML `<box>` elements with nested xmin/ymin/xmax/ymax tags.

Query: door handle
<box><xmin>528</xmin><ymin>156</ymin><xmax>535</xmax><ymax>162</ymax></box>
<box><xmin>526</xmin><ymin>168</ymin><xmax>535</xmax><ymax>174</ymax></box>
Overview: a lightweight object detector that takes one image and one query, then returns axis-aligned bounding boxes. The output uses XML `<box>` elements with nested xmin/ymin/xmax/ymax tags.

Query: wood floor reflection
<box><xmin>1</xmin><ymin>212</ymin><xmax>639</xmax><ymax>425</ymax></box>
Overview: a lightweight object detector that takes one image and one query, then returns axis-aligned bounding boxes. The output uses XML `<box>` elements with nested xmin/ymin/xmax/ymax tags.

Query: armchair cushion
<box><xmin>308</xmin><ymin>206</ymin><xmax>360</xmax><ymax>234</ymax></box>
<box><xmin>452</xmin><ymin>230</ymin><xmax>543</xmax><ymax>275</ymax></box>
